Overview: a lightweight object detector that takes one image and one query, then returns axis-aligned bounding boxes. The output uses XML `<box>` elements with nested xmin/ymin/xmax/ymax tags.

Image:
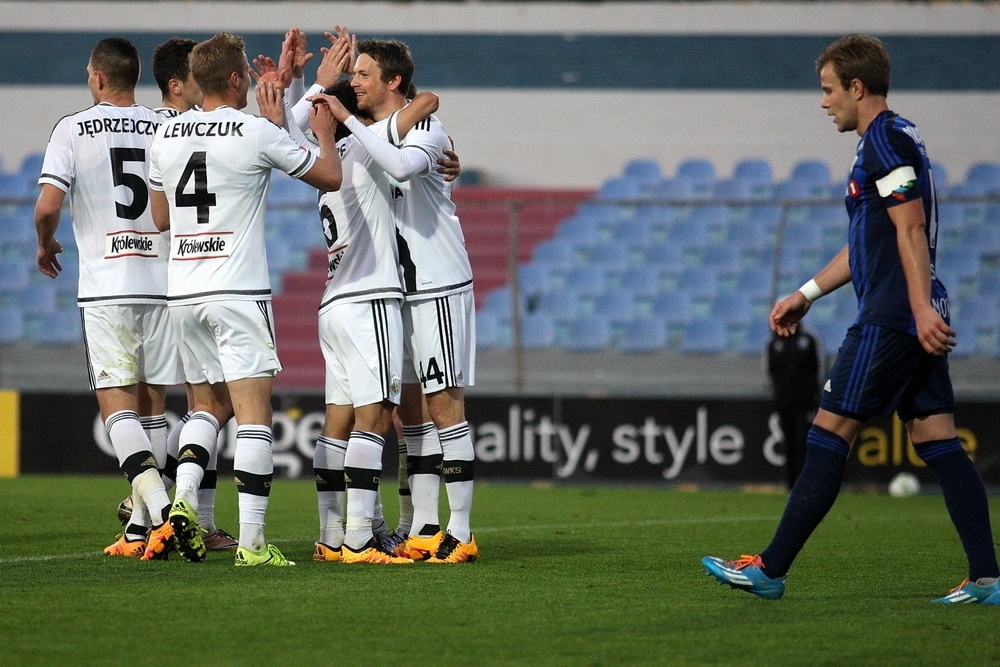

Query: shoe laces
<box><xmin>434</xmin><ymin>534</ymin><xmax>461</xmax><ymax>559</ymax></box>
<box><xmin>727</xmin><ymin>554</ymin><xmax>764</xmax><ymax>570</ymax></box>
<box><xmin>947</xmin><ymin>579</ymin><xmax>971</xmax><ymax>594</ymax></box>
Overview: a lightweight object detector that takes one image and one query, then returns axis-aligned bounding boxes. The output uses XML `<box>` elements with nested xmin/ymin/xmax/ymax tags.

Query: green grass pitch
<box><xmin>2</xmin><ymin>476</ymin><xmax>1000</xmax><ymax>666</ymax></box>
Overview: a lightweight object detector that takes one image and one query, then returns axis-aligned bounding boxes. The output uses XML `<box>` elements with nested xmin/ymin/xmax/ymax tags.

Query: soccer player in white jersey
<box><xmin>321</xmin><ymin>38</ymin><xmax>478</xmax><ymax>563</ymax></box>
<box><xmin>34</xmin><ymin>37</ymin><xmax>179</xmax><ymax>560</ymax></box>
<box><xmin>148</xmin><ymin>32</ymin><xmax>342</xmax><ymax>567</ymax></box>
<box><xmin>307</xmin><ymin>80</ymin><xmax>442</xmax><ymax>565</ymax></box>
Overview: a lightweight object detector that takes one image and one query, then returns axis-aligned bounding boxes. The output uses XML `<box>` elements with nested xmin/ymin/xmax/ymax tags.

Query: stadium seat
<box><xmin>700</xmin><ymin>245</ymin><xmax>741</xmax><ymax>277</ymax></box>
<box><xmin>772</xmin><ymin>179</ymin><xmax>816</xmax><ymax>202</ymax></box>
<box><xmin>593</xmin><ymin>290</ymin><xmax>637</xmax><ymax>326</ymax></box>
<box><xmin>710</xmin><ymin>292</ymin><xmax>753</xmax><ymax>326</ymax></box>
<box><xmin>535</xmin><ymin>287</ymin><xmax>580</xmax><ymax>321</ymax></box>
<box><xmin>586</xmin><ymin>242</ymin><xmax>632</xmax><ymax>273</ymax></box>
<box><xmin>517</xmin><ymin>263</ymin><xmax>556</xmax><ymax>297</ymax></box>
<box><xmin>733</xmin><ymin>159</ymin><xmax>773</xmax><ymax>185</ymax></box>
<box><xmin>713</xmin><ymin>179</ymin><xmax>754</xmax><ymax>202</ymax></box>
<box><xmin>641</xmin><ymin>241</ymin><xmax>684</xmax><ymax>271</ymax></box>
<box><xmin>622</xmin><ymin>158</ymin><xmax>663</xmax><ymax>187</ymax></box>
<box><xmin>790</xmin><ymin>160</ymin><xmax>831</xmax><ymax>186</ymax></box>
<box><xmin>0</xmin><ymin>258</ymin><xmax>32</xmax><ymax>293</ymax></box>
<box><xmin>18</xmin><ymin>152</ymin><xmax>44</xmax><ymax>177</ymax></box>
<box><xmin>676</xmin><ymin>267</ymin><xmax>718</xmax><ymax>301</ymax></box>
<box><xmin>532</xmin><ymin>238</ymin><xmax>577</xmax><ymax>272</ymax></box>
<box><xmin>619</xmin><ymin>266</ymin><xmax>662</xmax><ymax>302</ymax></box>
<box><xmin>617</xmin><ymin>317</ymin><xmax>668</xmax><ymax>352</ymax></box>
<box><xmin>29</xmin><ymin>309</ymin><xmax>82</xmax><ymax>345</ymax></box>
<box><xmin>556</xmin><ymin>214</ymin><xmax>603</xmax><ymax>250</ymax></box>
<box><xmin>668</xmin><ymin>219</ymin><xmax>710</xmax><ymax>249</ymax></box>
<box><xmin>0</xmin><ymin>172</ymin><xmax>34</xmax><ymax>199</ymax></box>
<box><xmin>563</xmin><ymin>317</ymin><xmax>613</xmax><ymax>351</ymax></box>
<box><xmin>930</xmin><ymin>161</ymin><xmax>948</xmax><ymax>191</ymax></box>
<box><xmin>517</xmin><ymin>313</ymin><xmax>557</xmax><ymax>349</ymax></box>
<box><xmin>649</xmin><ymin>290</ymin><xmax>694</xmax><ymax>326</ymax></box>
<box><xmin>679</xmin><ymin>318</ymin><xmax>728</xmax><ymax>354</ymax></box>
<box><xmin>740</xmin><ymin>323</ymin><xmax>772</xmax><ymax>355</ymax></box>
<box><xmin>476</xmin><ymin>310</ymin><xmax>508</xmax><ymax>350</ymax></box>
<box><xmin>18</xmin><ymin>283</ymin><xmax>57</xmax><ymax>315</ymax></box>
<box><xmin>676</xmin><ymin>158</ymin><xmax>716</xmax><ymax>186</ymax></box>
<box><xmin>597</xmin><ymin>177</ymin><xmax>643</xmax><ymax>201</ymax></box>
<box><xmin>965</xmin><ymin>162</ymin><xmax>1000</xmax><ymax>194</ymax></box>
<box><xmin>564</xmin><ymin>266</ymin><xmax>609</xmax><ymax>298</ymax></box>
<box><xmin>611</xmin><ymin>218</ymin><xmax>655</xmax><ymax>249</ymax></box>
<box><xmin>649</xmin><ymin>177</ymin><xmax>698</xmax><ymax>202</ymax></box>
<box><xmin>0</xmin><ymin>305</ymin><xmax>25</xmax><ymax>344</ymax></box>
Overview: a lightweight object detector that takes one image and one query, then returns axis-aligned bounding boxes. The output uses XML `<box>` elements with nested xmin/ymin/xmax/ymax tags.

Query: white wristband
<box><xmin>799</xmin><ymin>279</ymin><xmax>824</xmax><ymax>302</ymax></box>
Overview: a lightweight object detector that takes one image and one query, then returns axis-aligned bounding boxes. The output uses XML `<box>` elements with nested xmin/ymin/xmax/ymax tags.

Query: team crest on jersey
<box><xmin>389</xmin><ymin>376</ymin><xmax>401</xmax><ymax>396</ymax></box>
<box><xmin>105</xmin><ymin>230</ymin><xmax>161</xmax><ymax>259</ymax></box>
<box><xmin>174</xmin><ymin>232</ymin><xmax>233</xmax><ymax>260</ymax></box>
<box><xmin>847</xmin><ymin>180</ymin><xmax>861</xmax><ymax>198</ymax></box>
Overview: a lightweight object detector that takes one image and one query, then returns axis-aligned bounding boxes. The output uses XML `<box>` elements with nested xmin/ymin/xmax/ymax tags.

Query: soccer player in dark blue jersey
<box><xmin>702</xmin><ymin>34</ymin><xmax>1000</xmax><ymax>604</ymax></box>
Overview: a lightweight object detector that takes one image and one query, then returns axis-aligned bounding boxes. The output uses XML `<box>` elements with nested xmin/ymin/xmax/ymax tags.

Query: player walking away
<box><xmin>329</xmin><ymin>37</ymin><xmax>478</xmax><ymax>564</ymax></box>
<box><xmin>702</xmin><ymin>34</ymin><xmax>1000</xmax><ymax>603</ymax></box>
<box><xmin>34</xmin><ymin>37</ymin><xmax>179</xmax><ymax>560</ymax></box>
<box><xmin>149</xmin><ymin>32</ymin><xmax>342</xmax><ymax>567</ymax></box>
<box><xmin>111</xmin><ymin>36</ymin><xmax>240</xmax><ymax>553</ymax></box>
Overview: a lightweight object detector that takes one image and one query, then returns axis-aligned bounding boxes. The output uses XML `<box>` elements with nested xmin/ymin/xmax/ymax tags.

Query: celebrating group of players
<box><xmin>34</xmin><ymin>27</ymin><xmax>478</xmax><ymax>567</ymax></box>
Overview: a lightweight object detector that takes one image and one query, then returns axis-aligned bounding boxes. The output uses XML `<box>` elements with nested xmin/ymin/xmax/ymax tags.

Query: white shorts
<box><xmin>320</xmin><ymin>298</ymin><xmax>403</xmax><ymax>408</ymax></box>
<box><xmin>169</xmin><ymin>300</ymin><xmax>281</xmax><ymax>385</ymax></box>
<box><xmin>402</xmin><ymin>290</ymin><xmax>476</xmax><ymax>392</ymax></box>
<box><xmin>83</xmin><ymin>304</ymin><xmax>184</xmax><ymax>390</ymax></box>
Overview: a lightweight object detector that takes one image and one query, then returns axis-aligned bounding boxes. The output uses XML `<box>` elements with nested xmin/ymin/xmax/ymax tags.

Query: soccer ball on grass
<box><xmin>888</xmin><ymin>472</ymin><xmax>921</xmax><ymax>497</ymax></box>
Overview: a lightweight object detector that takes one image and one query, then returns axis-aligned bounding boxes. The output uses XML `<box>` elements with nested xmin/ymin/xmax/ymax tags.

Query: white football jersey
<box><xmin>387</xmin><ymin>113</ymin><xmax>473</xmax><ymax>301</ymax></box>
<box><xmin>317</xmin><ymin>119</ymin><xmax>403</xmax><ymax>313</ymax></box>
<box><xmin>38</xmin><ymin>103</ymin><xmax>166</xmax><ymax>306</ymax></box>
<box><xmin>149</xmin><ymin>106</ymin><xmax>314</xmax><ymax>304</ymax></box>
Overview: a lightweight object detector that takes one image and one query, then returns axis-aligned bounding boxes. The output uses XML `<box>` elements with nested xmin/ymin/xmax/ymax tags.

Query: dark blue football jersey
<box><xmin>843</xmin><ymin>110</ymin><xmax>948</xmax><ymax>334</ymax></box>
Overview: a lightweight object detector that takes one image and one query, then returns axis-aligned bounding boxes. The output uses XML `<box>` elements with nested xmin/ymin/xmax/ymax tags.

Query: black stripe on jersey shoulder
<box><xmin>414</xmin><ymin>118</ymin><xmax>432</xmax><ymax>132</ymax></box>
<box><xmin>165</xmin><ymin>289</ymin><xmax>272</xmax><ymax>302</ymax></box>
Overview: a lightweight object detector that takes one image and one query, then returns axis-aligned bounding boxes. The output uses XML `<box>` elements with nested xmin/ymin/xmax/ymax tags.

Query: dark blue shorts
<box><xmin>820</xmin><ymin>323</ymin><xmax>955</xmax><ymax>422</ymax></box>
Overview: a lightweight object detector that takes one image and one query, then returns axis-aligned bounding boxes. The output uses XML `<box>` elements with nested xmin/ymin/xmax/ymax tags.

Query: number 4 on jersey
<box><xmin>419</xmin><ymin>357</ymin><xmax>444</xmax><ymax>387</ymax></box>
<box><xmin>175</xmin><ymin>151</ymin><xmax>217</xmax><ymax>224</ymax></box>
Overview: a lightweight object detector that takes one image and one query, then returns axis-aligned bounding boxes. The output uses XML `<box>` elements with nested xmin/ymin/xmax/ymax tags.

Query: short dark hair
<box><xmin>152</xmin><ymin>37</ymin><xmax>197</xmax><ymax>97</ymax></box>
<box><xmin>816</xmin><ymin>34</ymin><xmax>891</xmax><ymax>97</ymax></box>
<box><xmin>190</xmin><ymin>32</ymin><xmax>246</xmax><ymax>96</ymax></box>
<box><xmin>356</xmin><ymin>39</ymin><xmax>414</xmax><ymax>98</ymax></box>
<box><xmin>90</xmin><ymin>37</ymin><xmax>141</xmax><ymax>91</ymax></box>
<box><xmin>324</xmin><ymin>79</ymin><xmax>364</xmax><ymax>141</ymax></box>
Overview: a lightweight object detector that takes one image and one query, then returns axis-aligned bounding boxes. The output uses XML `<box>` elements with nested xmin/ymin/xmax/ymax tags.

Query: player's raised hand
<box><xmin>332</xmin><ymin>25</ymin><xmax>357</xmax><ymax>73</ymax></box>
<box><xmin>316</xmin><ymin>35</ymin><xmax>352</xmax><ymax>89</ymax></box>
<box><xmin>256</xmin><ymin>81</ymin><xmax>286</xmax><ymax>127</ymax></box>
<box><xmin>288</xmin><ymin>28</ymin><xmax>312</xmax><ymax>79</ymax></box>
<box><xmin>251</xmin><ymin>55</ymin><xmax>287</xmax><ymax>89</ymax></box>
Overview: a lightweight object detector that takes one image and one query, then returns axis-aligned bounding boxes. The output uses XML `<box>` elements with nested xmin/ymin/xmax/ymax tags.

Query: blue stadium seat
<box><xmin>0</xmin><ymin>258</ymin><xmax>32</xmax><ymax>293</ymax></box>
<box><xmin>977</xmin><ymin>269</ymin><xmax>1000</xmax><ymax>298</ymax></box>
<box><xmin>713</xmin><ymin>179</ymin><xmax>754</xmax><ymax>202</ymax></box>
<box><xmin>0</xmin><ymin>305</ymin><xmax>25</xmax><ymax>344</ymax></box>
<box><xmin>700</xmin><ymin>245</ymin><xmax>741</xmax><ymax>277</ymax></box>
<box><xmin>676</xmin><ymin>266</ymin><xmax>718</xmax><ymax>301</ymax></box>
<box><xmin>476</xmin><ymin>310</ymin><xmax>508</xmax><ymax>350</ymax></box>
<box><xmin>965</xmin><ymin>162</ymin><xmax>1000</xmax><ymax>194</ymax></box>
<box><xmin>0</xmin><ymin>210</ymin><xmax>34</xmax><ymax>245</ymax></box>
<box><xmin>517</xmin><ymin>313</ymin><xmax>557</xmax><ymax>349</ymax></box>
<box><xmin>710</xmin><ymin>292</ymin><xmax>753</xmax><ymax>326</ymax></box>
<box><xmin>0</xmin><ymin>173</ymin><xmax>34</xmax><ymax>199</ymax></box>
<box><xmin>586</xmin><ymin>242</ymin><xmax>632</xmax><ymax>273</ymax></box>
<box><xmin>733</xmin><ymin>159</ymin><xmax>773</xmax><ymax>184</ymax></box>
<box><xmin>564</xmin><ymin>266</ymin><xmax>609</xmax><ymax>298</ymax></box>
<box><xmin>518</xmin><ymin>263</ymin><xmax>556</xmax><ymax>297</ymax></box>
<box><xmin>641</xmin><ymin>241</ymin><xmax>684</xmax><ymax>271</ymax></box>
<box><xmin>649</xmin><ymin>290</ymin><xmax>694</xmax><ymax>326</ymax></box>
<box><xmin>597</xmin><ymin>177</ymin><xmax>643</xmax><ymax>201</ymax></box>
<box><xmin>267</xmin><ymin>172</ymin><xmax>315</xmax><ymax>206</ymax></box>
<box><xmin>772</xmin><ymin>179</ymin><xmax>816</xmax><ymax>202</ymax></box>
<box><xmin>736</xmin><ymin>266</ymin><xmax>775</xmax><ymax>303</ymax></box>
<box><xmin>618</xmin><ymin>317</ymin><xmax>668</xmax><ymax>352</ymax></box>
<box><xmin>668</xmin><ymin>219</ymin><xmax>710</xmax><ymax>249</ymax></box>
<box><xmin>649</xmin><ymin>177</ymin><xmax>698</xmax><ymax>202</ymax></box>
<box><xmin>611</xmin><ymin>218</ymin><xmax>655</xmax><ymax>249</ymax></box>
<box><xmin>679</xmin><ymin>318</ymin><xmax>728</xmax><ymax>353</ymax></box>
<box><xmin>740</xmin><ymin>323</ymin><xmax>772</xmax><ymax>355</ymax></box>
<box><xmin>622</xmin><ymin>159</ymin><xmax>662</xmax><ymax>187</ymax></box>
<box><xmin>482</xmin><ymin>286</ymin><xmax>524</xmax><ymax>318</ymax></box>
<box><xmin>532</xmin><ymin>238</ymin><xmax>577</xmax><ymax>272</ymax></box>
<box><xmin>619</xmin><ymin>266</ymin><xmax>662</xmax><ymax>302</ymax></box>
<box><xmin>593</xmin><ymin>290</ymin><xmax>636</xmax><ymax>326</ymax></box>
<box><xmin>535</xmin><ymin>287</ymin><xmax>580</xmax><ymax>321</ymax></box>
<box><xmin>790</xmin><ymin>160</ymin><xmax>831</xmax><ymax>186</ymax></box>
<box><xmin>19</xmin><ymin>283</ymin><xmax>57</xmax><ymax>315</ymax></box>
<box><xmin>930</xmin><ymin>161</ymin><xmax>948</xmax><ymax>191</ymax></box>
<box><xmin>676</xmin><ymin>158</ymin><xmax>716</xmax><ymax>186</ymax></box>
<box><xmin>18</xmin><ymin>152</ymin><xmax>44</xmax><ymax>177</ymax></box>
<box><xmin>556</xmin><ymin>214</ymin><xmax>603</xmax><ymax>250</ymax></box>
<box><xmin>29</xmin><ymin>309</ymin><xmax>83</xmax><ymax>345</ymax></box>
<box><xmin>563</xmin><ymin>317</ymin><xmax>613</xmax><ymax>351</ymax></box>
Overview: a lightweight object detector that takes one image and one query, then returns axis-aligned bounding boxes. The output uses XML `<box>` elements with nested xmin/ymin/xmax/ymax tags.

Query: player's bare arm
<box><xmin>396</xmin><ymin>91</ymin><xmax>439</xmax><ymax>134</ymax></box>
<box><xmin>769</xmin><ymin>245</ymin><xmax>851</xmax><ymax>336</ymax></box>
<box><xmin>890</xmin><ymin>197</ymin><xmax>955</xmax><ymax>356</ymax></box>
<box><xmin>33</xmin><ymin>183</ymin><xmax>65</xmax><ymax>278</ymax></box>
<box><xmin>300</xmin><ymin>101</ymin><xmax>342</xmax><ymax>192</ymax></box>
<box><xmin>150</xmin><ymin>189</ymin><xmax>170</xmax><ymax>232</ymax></box>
